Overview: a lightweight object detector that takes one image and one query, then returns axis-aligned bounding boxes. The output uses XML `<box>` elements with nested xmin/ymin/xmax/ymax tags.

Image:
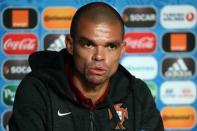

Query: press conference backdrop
<box><xmin>0</xmin><ymin>0</ymin><xmax>196</xmax><ymax>130</ymax></box>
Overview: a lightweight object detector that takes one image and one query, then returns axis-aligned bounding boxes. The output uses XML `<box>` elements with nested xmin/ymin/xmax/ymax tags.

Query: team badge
<box><xmin>108</xmin><ymin>103</ymin><xmax>128</xmax><ymax>129</ymax></box>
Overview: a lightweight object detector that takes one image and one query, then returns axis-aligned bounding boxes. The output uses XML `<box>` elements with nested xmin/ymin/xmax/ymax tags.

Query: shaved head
<box><xmin>70</xmin><ymin>2</ymin><xmax>124</xmax><ymax>39</ymax></box>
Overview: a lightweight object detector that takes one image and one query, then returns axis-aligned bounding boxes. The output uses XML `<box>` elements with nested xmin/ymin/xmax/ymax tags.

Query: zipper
<box><xmin>89</xmin><ymin>111</ymin><xmax>94</xmax><ymax>131</ymax></box>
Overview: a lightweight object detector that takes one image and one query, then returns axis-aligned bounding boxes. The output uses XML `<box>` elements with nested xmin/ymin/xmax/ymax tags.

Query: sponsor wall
<box><xmin>0</xmin><ymin>0</ymin><xmax>196</xmax><ymax>131</ymax></box>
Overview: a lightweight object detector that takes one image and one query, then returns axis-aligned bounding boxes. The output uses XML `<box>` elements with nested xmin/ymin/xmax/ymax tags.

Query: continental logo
<box><xmin>42</xmin><ymin>7</ymin><xmax>76</xmax><ymax>30</ymax></box>
<box><xmin>162</xmin><ymin>32</ymin><xmax>195</xmax><ymax>52</ymax></box>
<box><xmin>3</xmin><ymin>8</ymin><xmax>37</xmax><ymax>29</ymax></box>
<box><xmin>161</xmin><ymin>107</ymin><xmax>196</xmax><ymax>129</ymax></box>
<box><xmin>122</xmin><ymin>7</ymin><xmax>156</xmax><ymax>27</ymax></box>
<box><xmin>3</xmin><ymin>59</ymin><xmax>31</xmax><ymax>80</ymax></box>
<box><xmin>162</xmin><ymin>57</ymin><xmax>195</xmax><ymax>79</ymax></box>
<box><xmin>2</xmin><ymin>33</ymin><xmax>38</xmax><ymax>55</ymax></box>
<box><xmin>43</xmin><ymin>34</ymin><xmax>65</xmax><ymax>51</ymax></box>
<box><xmin>124</xmin><ymin>32</ymin><xmax>156</xmax><ymax>53</ymax></box>
<box><xmin>161</xmin><ymin>5</ymin><xmax>196</xmax><ymax>29</ymax></box>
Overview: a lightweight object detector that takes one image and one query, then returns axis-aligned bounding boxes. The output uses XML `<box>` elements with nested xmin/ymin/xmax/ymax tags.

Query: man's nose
<box><xmin>92</xmin><ymin>47</ymin><xmax>105</xmax><ymax>61</ymax></box>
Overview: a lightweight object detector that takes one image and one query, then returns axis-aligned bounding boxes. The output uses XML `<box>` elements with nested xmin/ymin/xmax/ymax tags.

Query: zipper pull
<box><xmin>89</xmin><ymin>112</ymin><xmax>94</xmax><ymax>131</ymax></box>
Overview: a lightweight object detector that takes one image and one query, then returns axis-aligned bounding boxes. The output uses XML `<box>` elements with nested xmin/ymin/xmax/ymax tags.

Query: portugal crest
<box><xmin>108</xmin><ymin>103</ymin><xmax>128</xmax><ymax>129</ymax></box>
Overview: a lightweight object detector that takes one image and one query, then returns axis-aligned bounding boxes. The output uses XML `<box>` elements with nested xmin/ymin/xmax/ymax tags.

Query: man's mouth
<box><xmin>88</xmin><ymin>67</ymin><xmax>107</xmax><ymax>76</ymax></box>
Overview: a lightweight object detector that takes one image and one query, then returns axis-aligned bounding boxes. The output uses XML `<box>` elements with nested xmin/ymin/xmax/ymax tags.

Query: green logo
<box><xmin>3</xmin><ymin>85</ymin><xmax>18</xmax><ymax>106</ymax></box>
<box><xmin>145</xmin><ymin>81</ymin><xmax>157</xmax><ymax>99</ymax></box>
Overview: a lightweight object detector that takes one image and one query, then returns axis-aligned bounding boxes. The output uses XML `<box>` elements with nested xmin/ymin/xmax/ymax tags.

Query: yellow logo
<box><xmin>161</xmin><ymin>107</ymin><xmax>196</xmax><ymax>129</ymax></box>
<box><xmin>43</xmin><ymin>7</ymin><xmax>76</xmax><ymax>30</ymax></box>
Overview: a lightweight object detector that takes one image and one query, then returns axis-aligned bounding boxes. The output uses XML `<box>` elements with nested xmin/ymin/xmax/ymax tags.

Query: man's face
<box><xmin>67</xmin><ymin>19</ymin><xmax>125</xmax><ymax>85</ymax></box>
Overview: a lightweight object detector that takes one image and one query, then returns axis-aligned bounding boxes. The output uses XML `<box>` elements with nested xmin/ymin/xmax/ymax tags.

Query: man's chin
<box><xmin>86</xmin><ymin>76</ymin><xmax>109</xmax><ymax>86</ymax></box>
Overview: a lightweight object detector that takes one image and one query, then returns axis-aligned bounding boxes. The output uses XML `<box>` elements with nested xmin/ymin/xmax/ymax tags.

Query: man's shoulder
<box><xmin>19</xmin><ymin>71</ymin><xmax>49</xmax><ymax>92</ymax></box>
<box><xmin>29</xmin><ymin>50</ymin><xmax>65</xmax><ymax>71</ymax></box>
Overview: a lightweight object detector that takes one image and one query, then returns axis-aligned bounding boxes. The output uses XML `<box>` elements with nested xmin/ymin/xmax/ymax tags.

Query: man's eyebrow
<box><xmin>77</xmin><ymin>36</ymin><xmax>94</xmax><ymax>44</ymax></box>
<box><xmin>77</xmin><ymin>36</ymin><xmax>122</xmax><ymax>46</ymax></box>
<box><xmin>106</xmin><ymin>41</ymin><xmax>122</xmax><ymax>46</ymax></box>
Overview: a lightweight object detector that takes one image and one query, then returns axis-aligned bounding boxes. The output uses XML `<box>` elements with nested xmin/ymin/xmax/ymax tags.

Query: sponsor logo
<box><xmin>124</xmin><ymin>32</ymin><xmax>156</xmax><ymax>53</ymax></box>
<box><xmin>2</xmin><ymin>110</ymin><xmax>12</xmax><ymax>131</ymax></box>
<box><xmin>160</xmin><ymin>81</ymin><xmax>196</xmax><ymax>105</ymax></box>
<box><xmin>108</xmin><ymin>103</ymin><xmax>128</xmax><ymax>129</ymax></box>
<box><xmin>145</xmin><ymin>81</ymin><xmax>157</xmax><ymax>99</ymax></box>
<box><xmin>2</xmin><ymin>85</ymin><xmax>18</xmax><ymax>106</ymax></box>
<box><xmin>2</xmin><ymin>33</ymin><xmax>38</xmax><ymax>55</ymax></box>
<box><xmin>57</xmin><ymin>109</ymin><xmax>72</xmax><ymax>116</ymax></box>
<box><xmin>43</xmin><ymin>7</ymin><xmax>76</xmax><ymax>30</ymax></box>
<box><xmin>162</xmin><ymin>32</ymin><xmax>195</xmax><ymax>52</ymax></box>
<box><xmin>161</xmin><ymin>107</ymin><xmax>196</xmax><ymax>129</ymax></box>
<box><xmin>3</xmin><ymin>60</ymin><xmax>31</xmax><ymax>80</ymax></box>
<box><xmin>3</xmin><ymin>8</ymin><xmax>37</xmax><ymax>29</ymax></box>
<box><xmin>122</xmin><ymin>7</ymin><xmax>156</xmax><ymax>27</ymax></box>
<box><xmin>44</xmin><ymin>34</ymin><xmax>65</xmax><ymax>51</ymax></box>
<box><xmin>162</xmin><ymin>57</ymin><xmax>195</xmax><ymax>79</ymax></box>
<box><xmin>161</xmin><ymin>5</ymin><xmax>196</xmax><ymax>29</ymax></box>
<box><xmin>121</xmin><ymin>56</ymin><xmax>158</xmax><ymax>80</ymax></box>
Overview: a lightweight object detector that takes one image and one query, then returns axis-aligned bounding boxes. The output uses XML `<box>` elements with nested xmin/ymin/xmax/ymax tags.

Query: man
<box><xmin>9</xmin><ymin>2</ymin><xmax>164</xmax><ymax>131</ymax></box>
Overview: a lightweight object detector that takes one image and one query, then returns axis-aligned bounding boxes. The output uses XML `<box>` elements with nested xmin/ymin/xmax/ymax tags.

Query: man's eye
<box><xmin>83</xmin><ymin>42</ymin><xmax>93</xmax><ymax>48</ymax></box>
<box><xmin>107</xmin><ymin>44</ymin><xmax>117</xmax><ymax>50</ymax></box>
<box><xmin>79</xmin><ymin>40</ymin><xmax>93</xmax><ymax>48</ymax></box>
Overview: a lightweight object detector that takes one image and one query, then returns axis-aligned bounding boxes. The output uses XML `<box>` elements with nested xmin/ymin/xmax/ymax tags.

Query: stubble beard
<box><xmin>84</xmin><ymin>62</ymin><xmax>112</xmax><ymax>86</ymax></box>
<box><xmin>85</xmin><ymin>71</ymin><xmax>111</xmax><ymax>85</ymax></box>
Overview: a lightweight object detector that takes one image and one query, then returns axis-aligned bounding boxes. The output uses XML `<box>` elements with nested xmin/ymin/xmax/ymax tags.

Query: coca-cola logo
<box><xmin>2</xmin><ymin>33</ymin><xmax>38</xmax><ymax>55</ymax></box>
<box><xmin>124</xmin><ymin>32</ymin><xmax>156</xmax><ymax>53</ymax></box>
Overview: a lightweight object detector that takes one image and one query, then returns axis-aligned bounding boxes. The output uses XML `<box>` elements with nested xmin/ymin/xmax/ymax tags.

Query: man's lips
<box><xmin>88</xmin><ymin>67</ymin><xmax>107</xmax><ymax>76</ymax></box>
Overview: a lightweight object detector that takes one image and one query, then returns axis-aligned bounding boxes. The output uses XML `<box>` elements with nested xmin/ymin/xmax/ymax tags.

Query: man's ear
<box><xmin>65</xmin><ymin>34</ymin><xmax>74</xmax><ymax>55</ymax></box>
